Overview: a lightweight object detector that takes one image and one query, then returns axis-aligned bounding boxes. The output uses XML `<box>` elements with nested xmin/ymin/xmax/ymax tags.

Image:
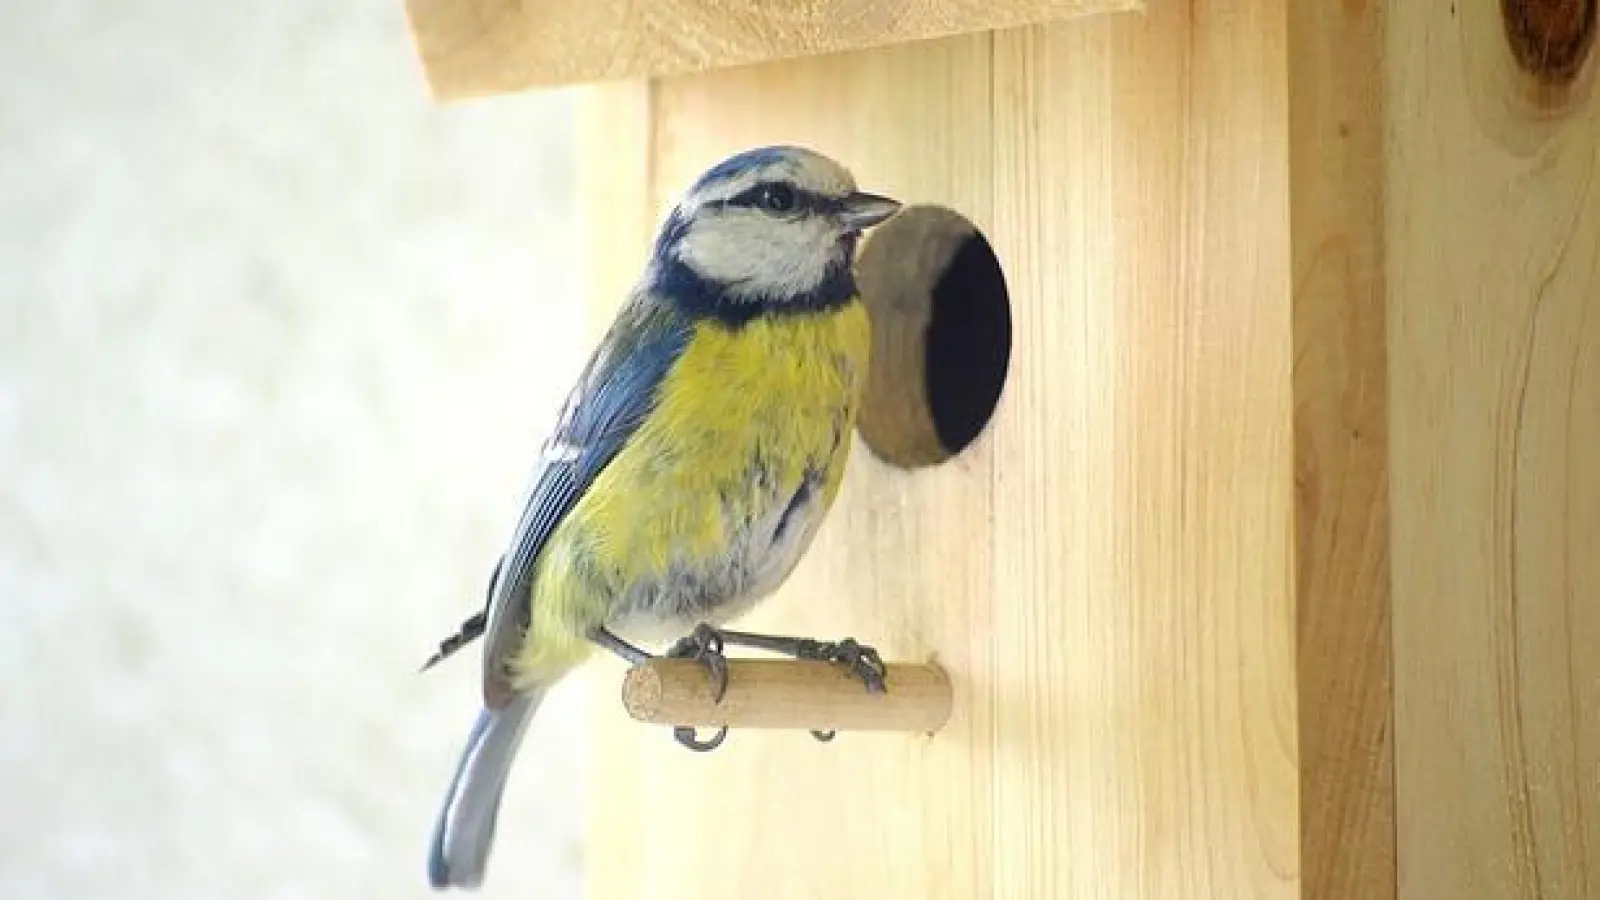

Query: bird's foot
<box><xmin>792</xmin><ymin>637</ymin><xmax>889</xmax><ymax>695</ymax></box>
<box><xmin>666</xmin><ymin>622</ymin><xmax>732</xmax><ymax>701</ymax></box>
<box><xmin>790</xmin><ymin>636</ymin><xmax>887</xmax><ymax>742</ymax></box>
<box><xmin>664</xmin><ymin>623</ymin><xmax>730</xmax><ymax>752</ymax></box>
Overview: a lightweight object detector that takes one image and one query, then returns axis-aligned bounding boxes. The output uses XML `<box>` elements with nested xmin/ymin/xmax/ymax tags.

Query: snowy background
<box><xmin>0</xmin><ymin>2</ymin><xmax>591</xmax><ymax>898</ymax></box>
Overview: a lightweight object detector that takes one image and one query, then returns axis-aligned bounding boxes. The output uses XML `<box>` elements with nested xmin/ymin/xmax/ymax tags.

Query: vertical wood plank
<box><xmin>1286</xmin><ymin>0</ymin><xmax>1396</xmax><ymax>897</ymax></box>
<box><xmin>990</xmin><ymin>2</ymin><xmax>1298</xmax><ymax>895</ymax></box>
<box><xmin>1387</xmin><ymin>0</ymin><xmax>1600</xmax><ymax>896</ymax></box>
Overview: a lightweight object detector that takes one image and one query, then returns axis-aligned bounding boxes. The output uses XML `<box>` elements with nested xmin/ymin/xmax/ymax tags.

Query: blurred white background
<box><xmin>0</xmin><ymin>2</ymin><xmax>592</xmax><ymax>898</ymax></box>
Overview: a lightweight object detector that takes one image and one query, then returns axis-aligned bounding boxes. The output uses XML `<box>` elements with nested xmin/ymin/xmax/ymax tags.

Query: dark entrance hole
<box><xmin>853</xmin><ymin>205</ymin><xmax>1012</xmax><ymax>469</ymax></box>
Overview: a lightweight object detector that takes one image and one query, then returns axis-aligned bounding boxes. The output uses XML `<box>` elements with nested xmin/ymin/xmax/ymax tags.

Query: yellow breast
<box><xmin>513</xmin><ymin>299</ymin><xmax>871</xmax><ymax>682</ymax></box>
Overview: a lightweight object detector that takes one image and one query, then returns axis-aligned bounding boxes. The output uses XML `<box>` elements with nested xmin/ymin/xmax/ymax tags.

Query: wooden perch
<box><xmin>403</xmin><ymin>0</ymin><xmax>1145</xmax><ymax>101</ymax></box>
<box><xmin>621</xmin><ymin>658</ymin><xmax>953</xmax><ymax>735</ymax></box>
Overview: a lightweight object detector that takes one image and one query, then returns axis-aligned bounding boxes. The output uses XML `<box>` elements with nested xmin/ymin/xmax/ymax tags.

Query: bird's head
<box><xmin>650</xmin><ymin>146</ymin><xmax>902</xmax><ymax>310</ymax></box>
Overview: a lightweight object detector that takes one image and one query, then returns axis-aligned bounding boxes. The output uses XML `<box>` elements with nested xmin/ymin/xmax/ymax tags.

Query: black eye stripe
<box><xmin>723</xmin><ymin>183</ymin><xmax>837</xmax><ymax>214</ymax></box>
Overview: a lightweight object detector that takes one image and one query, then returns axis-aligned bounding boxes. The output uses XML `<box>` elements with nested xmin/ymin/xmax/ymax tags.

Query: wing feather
<box><xmin>473</xmin><ymin>293</ymin><xmax>690</xmax><ymax>707</ymax></box>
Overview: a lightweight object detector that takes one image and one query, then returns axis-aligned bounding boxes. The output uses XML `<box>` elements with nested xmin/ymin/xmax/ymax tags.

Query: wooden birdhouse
<box><xmin>404</xmin><ymin>0</ymin><xmax>1600</xmax><ymax>897</ymax></box>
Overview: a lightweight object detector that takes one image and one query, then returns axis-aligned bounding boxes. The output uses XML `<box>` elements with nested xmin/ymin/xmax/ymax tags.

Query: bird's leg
<box><xmin>672</xmin><ymin>626</ymin><xmax>889</xmax><ymax>743</ymax></box>
<box><xmin>588</xmin><ymin>626</ymin><xmax>652</xmax><ymax>666</ymax></box>
<box><xmin>702</xmin><ymin>629</ymin><xmax>888</xmax><ymax>693</ymax></box>
<box><xmin>587</xmin><ymin>626</ymin><xmax>728</xmax><ymax>753</ymax></box>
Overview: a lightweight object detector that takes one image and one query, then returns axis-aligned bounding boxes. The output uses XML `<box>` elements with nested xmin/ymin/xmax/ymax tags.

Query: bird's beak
<box><xmin>838</xmin><ymin>191</ymin><xmax>902</xmax><ymax>233</ymax></box>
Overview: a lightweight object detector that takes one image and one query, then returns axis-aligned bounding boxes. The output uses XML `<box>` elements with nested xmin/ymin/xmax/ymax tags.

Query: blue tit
<box><xmin>419</xmin><ymin>145</ymin><xmax>903</xmax><ymax>890</ymax></box>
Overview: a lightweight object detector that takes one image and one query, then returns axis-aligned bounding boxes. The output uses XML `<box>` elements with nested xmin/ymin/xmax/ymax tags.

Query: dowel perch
<box><xmin>621</xmin><ymin>658</ymin><xmax>953</xmax><ymax>735</ymax></box>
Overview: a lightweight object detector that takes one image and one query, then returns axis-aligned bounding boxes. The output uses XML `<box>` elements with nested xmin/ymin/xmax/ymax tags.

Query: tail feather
<box><xmin>427</xmin><ymin>688</ymin><xmax>545</xmax><ymax>890</ymax></box>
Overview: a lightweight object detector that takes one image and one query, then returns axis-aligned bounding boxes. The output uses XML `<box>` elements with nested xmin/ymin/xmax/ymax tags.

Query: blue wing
<box><xmin>426</xmin><ymin>292</ymin><xmax>691</xmax><ymax>709</ymax></box>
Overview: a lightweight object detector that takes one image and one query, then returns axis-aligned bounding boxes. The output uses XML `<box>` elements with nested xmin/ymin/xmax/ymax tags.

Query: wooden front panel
<box><xmin>577</xmin><ymin>2</ymin><xmax>1297</xmax><ymax>896</ymax></box>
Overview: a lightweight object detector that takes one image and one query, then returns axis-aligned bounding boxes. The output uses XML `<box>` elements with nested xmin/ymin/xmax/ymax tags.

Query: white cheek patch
<box><xmin>677</xmin><ymin>211</ymin><xmax>840</xmax><ymax>301</ymax></box>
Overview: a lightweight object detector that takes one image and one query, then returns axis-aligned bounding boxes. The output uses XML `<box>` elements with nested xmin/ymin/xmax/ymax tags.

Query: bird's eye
<box><xmin>758</xmin><ymin>184</ymin><xmax>797</xmax><ymax>213</ymax></box>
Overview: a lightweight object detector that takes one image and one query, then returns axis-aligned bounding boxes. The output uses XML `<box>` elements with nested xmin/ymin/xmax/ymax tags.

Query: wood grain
<box><xmin>1388</xmin><ymin>0</ymin><xmax>1600</xmax><ymax>896</ymax></box>
<box><xmin>403</xmin><ymin>0</ymin><xmax>1142</xmax><ymax>100</ymax></box>
<box><xmin>1286</xmin><ymin>0</ymin><xmax>1396</xmax><ymax>897</ymax></box>
<box><xmin>620</xmin><ymin>659</ymin><xmax>953</xmax><ymax>733</ymax></box>
<box><xmin>987</xmin><ymin>8</ymin><xmax>1296</xmax><ymax>895</ymax></box>
<box><xmin>578</xmin><ymin>1</ymin><xmax>1297</xmax><ymax>896</ymax></box>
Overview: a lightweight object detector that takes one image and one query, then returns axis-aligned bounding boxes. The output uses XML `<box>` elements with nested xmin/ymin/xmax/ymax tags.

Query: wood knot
<box><xmin>1502</xmin><ymin>0</ymin><xmax>1596</xmax><ymax>85</ymax></box>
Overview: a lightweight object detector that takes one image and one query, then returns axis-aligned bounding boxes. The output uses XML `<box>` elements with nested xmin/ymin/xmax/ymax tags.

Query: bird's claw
<box><xmin>666</xmin><ymin>623</ymin><xmax>731</xmax><ymax>752</ymax></box>
<box><xmin>671</xmin><ymin>724</ymin><xmax>728</xmax><ymax>752</ymax></box>
<box><xmin>794</xmin><ymin>637</ymin><xmax>885</xmax><ymax>742</ymax></box>
<box><xmin>795</xmin><ymin>637</ymin><xmax>889</xmax><ymax>694</ymax></box>
<box><xmin>666</xmin><ymin>622</ymin><xmax>731</xmax><ymax>702</ymax></box>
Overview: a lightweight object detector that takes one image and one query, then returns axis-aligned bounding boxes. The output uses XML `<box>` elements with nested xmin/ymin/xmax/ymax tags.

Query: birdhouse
<box><xmin>403</xmin><ymin>0</ymin><xmax>1600</xmax><ymax>896</ymax></box>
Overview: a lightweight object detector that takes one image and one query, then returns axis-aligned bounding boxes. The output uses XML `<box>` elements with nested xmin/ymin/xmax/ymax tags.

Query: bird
<box><xmin>420</xmin><ymin>144</ymin><xmax>903</xmax><ymax>891</ymax></box>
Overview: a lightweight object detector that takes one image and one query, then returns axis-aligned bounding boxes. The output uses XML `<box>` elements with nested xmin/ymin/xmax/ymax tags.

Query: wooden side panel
<box><xmin>578</xmin><ymin>2</ymin><xmax>1296</xmax><ymax>897</ymax></box>
<box><xmin>1387</xmin><ymin>1</ymin><xmax>1600</xmax><ymax>897</ymax></box>
<box><xmin>1286</xmin><ymin>0</ymin><xmax>1396</xmax><ymax>897</ymax></box>
<box><xmin>404</xmin><ymin>0</ymin><xmax>1140</xmax><ymax>100</ymax></box>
